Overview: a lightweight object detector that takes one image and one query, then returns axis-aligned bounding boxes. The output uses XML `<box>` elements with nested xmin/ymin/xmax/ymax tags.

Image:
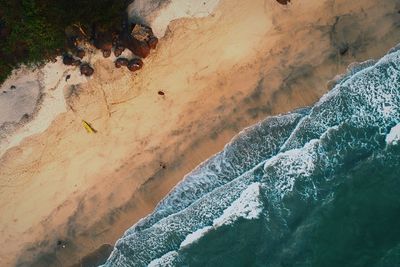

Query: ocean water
<box><xmin>102</xmin><ymin>47</ymin><xmax>400</xmax><ymax>267</ymax></box>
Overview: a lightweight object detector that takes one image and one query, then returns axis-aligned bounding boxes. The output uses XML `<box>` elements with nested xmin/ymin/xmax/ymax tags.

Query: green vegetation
<box><xmin>0</xmin><ymin>0</ymin><xmax>128</xmax><ymax>83</ymax></box>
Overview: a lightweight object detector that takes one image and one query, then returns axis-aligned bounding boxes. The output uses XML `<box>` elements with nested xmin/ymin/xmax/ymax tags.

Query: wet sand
<box><xmin>1</xmin><ymin>0</ymin><xmax>400</xmax><ymax>266</ymax></box>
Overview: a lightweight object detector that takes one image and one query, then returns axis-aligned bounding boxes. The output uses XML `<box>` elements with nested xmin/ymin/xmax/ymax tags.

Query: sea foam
<box><xmin>386</xmin><ymin>123</ymin><xmax>400</xmax><ymax>145</ymax></box>
<box><xmin>103</xmin><ymin>45</ymin><xmax>400</xmax><ymax>267</ymax></box>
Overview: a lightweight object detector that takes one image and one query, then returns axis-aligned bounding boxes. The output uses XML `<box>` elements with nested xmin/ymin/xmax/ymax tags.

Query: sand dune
<box><xmin>1</xmin><ymin>0</ymin><xmax>400</xmax><ymax>266</ymax></box>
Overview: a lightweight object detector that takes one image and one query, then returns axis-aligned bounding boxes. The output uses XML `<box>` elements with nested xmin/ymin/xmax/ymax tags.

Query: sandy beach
<box><xmin>1</xmin><ymin>0</ymin><xmax>400</xmax><ymax>266</ymax></box>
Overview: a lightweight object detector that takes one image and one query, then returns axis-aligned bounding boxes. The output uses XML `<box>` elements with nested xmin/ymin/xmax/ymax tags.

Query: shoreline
<box><xmin>1</xmin><ymin>0</ymin><xmax>400</xmax><ymax>266</ymax></box>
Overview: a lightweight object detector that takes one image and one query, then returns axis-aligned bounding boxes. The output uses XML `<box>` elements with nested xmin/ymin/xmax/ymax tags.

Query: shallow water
<box><xmin>102</xmin><ymin>47</ymin><xmax>400</xmax><ymax>266</ymax></box>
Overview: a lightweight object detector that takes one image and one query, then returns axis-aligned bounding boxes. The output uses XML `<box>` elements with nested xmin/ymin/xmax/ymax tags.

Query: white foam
<box><xmin>213</xmin><ymin>182</ymin><xmax>263</xmax><ymax>227</ymax></box>
<box><xmin>148</xmin><ymin>250</ymin><xmax>179</xmax><ymax>267</ymax></box>
<box><xmin>265</xmin><ymin>141</ymin><xmax>317</xmax><ymax>200</ymax></box>
<box><xmin>386</xmin><ymin>123</ymin><xmax>400</xmax><ymax>145</ymax></box>
<box><xmin>128</xmin><ymin>0</ymin><xmax>220</xmax><ymax>37</ymax></box>
<box><xmin>176</xmin><ymin>182</ymin><xmax>262</xmax><ymax>250</ymax></box>
<box><xmin>180</xmin><ymin>226</ymin><xmax>212</xmax><ymax>248</ymax></box>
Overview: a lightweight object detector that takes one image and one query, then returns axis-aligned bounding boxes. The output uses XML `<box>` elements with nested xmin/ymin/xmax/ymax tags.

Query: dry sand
<box><xmin>1</xmin><ymin>0</ymin><xmax>400</xmax><ymax>266</ymax></box>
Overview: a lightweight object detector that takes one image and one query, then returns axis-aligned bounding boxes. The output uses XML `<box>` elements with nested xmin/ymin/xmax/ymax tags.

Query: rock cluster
<box><xmin>62</xmin><ymin>23</ymin><xmax>158</xmax><ymax>76</ymax></box>
<box><xmin>114</xmin><ymin>57</ymin><xmax>143</xmax><ymax>72</ymax></box>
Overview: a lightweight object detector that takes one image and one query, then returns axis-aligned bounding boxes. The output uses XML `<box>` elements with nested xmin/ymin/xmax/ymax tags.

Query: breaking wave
<box><xmin>102</xmin><ymin>47</ymin><xmax>400</xmax><ymax>266</ymax></box>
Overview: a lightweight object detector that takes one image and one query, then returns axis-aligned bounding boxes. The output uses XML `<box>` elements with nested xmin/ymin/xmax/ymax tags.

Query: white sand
<box><xmin>0</xmin><ymin>47</ymin><xmax>136</xmax><ymax>157</ymax></box>
<box><xmin>128</xmin><ymin>0</ymin><xmax>221</xmax><ymax>37</ymax></box>
<box><xmin>0</xmin><ymin>69</ymin><xmax>40</xmax><ymax>125</ymax></box>
<box><xmin>0</xmin><ymin>60</ymin><xmax>86</xmax><ymax>156</ymax></box>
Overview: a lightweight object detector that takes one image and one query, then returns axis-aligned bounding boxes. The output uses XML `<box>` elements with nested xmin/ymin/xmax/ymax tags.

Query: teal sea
<box><xmin>102</xmin><ymin>46</ymin><xmax>400</xmax><ymax>266</ymax></box>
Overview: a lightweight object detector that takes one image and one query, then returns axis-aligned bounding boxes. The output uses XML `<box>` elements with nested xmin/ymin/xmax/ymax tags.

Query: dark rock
<box><xmin>276</xmin><ymin>0</ymin><xmax>290</xmax><ymax>4</ymax></box>
<box><xmin>65</xmin><ymin>74</ymin><xmax>71</xmax><ymax>82</ymax></box>
<box><xmin>158</xmin><ymin>91</ymin><xmax>165</xmax><ymax>96</ymax></box>
<box><xmin>114</xmin><ymin>46</ymin><xmax>125</xmax><ymax>57</ymax></box>
<box><xmin>125</xmin><ymin>38</ymin><xmax>150</xmax><ymax>58</ymax></box>
<box><xmin>80</xmin><ymin>63</ymin><xmax>94</xmax><ymax>76</ymax></box>
<box><xmin>127</xmin><ymin>58</ymin><xmax>143</xmax><ymax>72</ymax></box>
<box><xmin>63</xmin><ymin>54</ymin><xmax>74</xmax><ymax>65</ymax></box>
<box><xmin>115</xmin><ymin>58</ymin><xmax>129</xmax><ymax>68</ymax></box>
<box><xmin>71</xmin><ymin>59</ymin><xmax>81</xmax><ymax>66</ymax></box>
<box><xmin>76</xmin><ymin>49</ymin><xmax>85</xmax><ymax>59</ymax></box>
<box><xmin>102</xmin><ymin>49</ymin><xmax>111</xmax><ymax>58</ymax></box>
<box><xmin>131</xmin><ymin>24</ymin><xmax>153</xmax><ymax>42</ymax></box>
<box><xmin>148</xmin><ymin>36</ymin><xmax>158</xmax><ymax>50</ymax></box>
<box><xmin>10</xmin><ymin>85</ymin><xmax>16</xmax><ymax>90</ymax></box>
<box><xmin>120</xmin><ymin>24</ymin><xmax>157</xmax><ymax>58</ymax></box>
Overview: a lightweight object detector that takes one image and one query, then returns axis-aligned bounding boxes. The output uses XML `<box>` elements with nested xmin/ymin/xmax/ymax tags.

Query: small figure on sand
<box><xmin>57</xmin><ymin>240</ymin><xmax>67</xmax><ymax>249</ymax></box>
<box><xmin>159</xmin><ymin>162</ymin><xmax>167</xmax><ymax>169</ymax></box>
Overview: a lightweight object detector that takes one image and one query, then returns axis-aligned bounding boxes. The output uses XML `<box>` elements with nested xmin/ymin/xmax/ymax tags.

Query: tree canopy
<box><xmin>0</xmin><ymin>0</ymin><xmax>129</xmax><ymax>83</ymax></box>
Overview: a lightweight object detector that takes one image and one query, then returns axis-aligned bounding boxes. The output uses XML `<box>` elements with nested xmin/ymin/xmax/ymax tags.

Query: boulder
<box><xmin>125</xmin><ymin>38</ymin><xmax>150</xmax><ymax>58</ymax></box>
<box><xmin>115</xmin><ymin>58</ymin><xmax>129</xmax><ymax>68</ymax></box>
<box><xmin>127</xmin><ymin>58</ymin><xmax>143</xmax><ymax>72</ymax></box>
<box><xmin>114</xmin><ymin>46</ymin><xmax>125</xmax><ymax>57</ymax></box>
<box><xmin>80</xmin><ymin>63</ymin><xmax>94</xmax><ymax>76</ymax></box>
<box><xmin>120</xmin><ymin>24</ymin><xmax>158</xmax><ymax>58</ymax></box>
<box><xmin>76</xmin><ymin>49</ymin><xmax>85</xmax><ymax>59</ymax></box>
<box><xmin>63</xmin><ymin>54</ymin><xmax>74</xmax><ymax>65</ymax></box>
<box><xmin>131</xmin><ymin>24</ymin><xmax>152</xmax><ymax>42</ymax></box>
<box><xmin>102</xmin><ymin>49</ymin><xmax>111</xmax><ymax>58</ymax></box>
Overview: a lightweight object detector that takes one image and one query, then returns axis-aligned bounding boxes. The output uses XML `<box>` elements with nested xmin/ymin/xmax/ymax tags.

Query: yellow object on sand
<box><xmin>82</xmin><ymin>120</ymin><xmax>96</xmax><ymax>133</ymax></box>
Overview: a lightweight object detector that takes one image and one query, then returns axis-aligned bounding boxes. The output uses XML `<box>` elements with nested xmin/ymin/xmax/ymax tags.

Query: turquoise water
<box><xmin>103</xmin><ymin>46</ymin><xmax>400</xmax><ymax>267</ymax></box>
